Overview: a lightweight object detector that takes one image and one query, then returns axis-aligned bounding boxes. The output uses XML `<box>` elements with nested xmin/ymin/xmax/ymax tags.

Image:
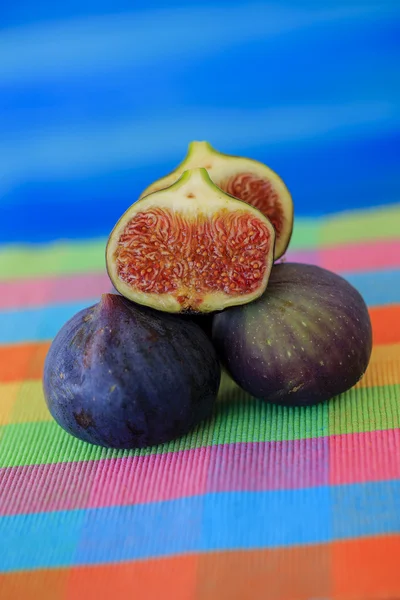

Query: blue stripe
<box><xmin>1</xmin><ymin>6</ymin><xmax>400</xmax><ymax>242</ymax></box>
<box><xmin>4</xmin><ymin>0</ymin><xmax>398</xmax><ymax>30</ymax></box>
<box><xmin>332</xmin><ymin>480</ymin><xmax>400</xmax><ymax>539</ymax></box>
<box><xmin>0</xmin><ymin>300</ymin><xmax>98</xmax><ymax>344</ymax></box>
<box><xmin>344</xmin><ymin>269</ymin><xmax>400</xmax><ymax>307</ymax></box>
<box><xmin>1</xmin><ymin>482</ymin><xmax>400</xmax><ymax>572</ymax></box>
<box><xmin>1</xmin><ymin>132</ymin><xmax>399</xmax><ymax>243</ymax></box>
<box><xmin>0</xmin><ymin>269</ymin><xmax>397</xmax><ymax>344</ymax></box>
<box><xmin>2</xmin><ymin>0</ymin><xmax>256</xmax><ymax>29</ymax></box>
<box><xmin>1</xmin><ymin>5</ymin><xmax>393</xmax><ymax>85</ymax></box>
<box><xmin>0</xmin><ymin>510</ymin><xmax>86</xmax><ymax>572</ymax></box>
<box><xmin>2</xmin><ymin>17</ymin><xmax>398</xmax><ymax>134</ymax></box>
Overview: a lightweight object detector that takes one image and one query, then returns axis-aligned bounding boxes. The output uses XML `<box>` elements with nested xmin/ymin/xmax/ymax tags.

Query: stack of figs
<box><xmin>43</xmin><ymin>142</ymin><xmax>372</xmax><ymax>449</ymax></box>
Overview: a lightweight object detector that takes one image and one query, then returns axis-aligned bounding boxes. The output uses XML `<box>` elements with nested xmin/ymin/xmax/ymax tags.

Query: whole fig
<box><xmin>43</xmin><ymin>294</ymin><xmax>221</xmax><ymax>448</ymax></box>
<box><xmin>212</xmin><ymin>263</ymin><xmax>372</xmax><ymax>406</ymax></box>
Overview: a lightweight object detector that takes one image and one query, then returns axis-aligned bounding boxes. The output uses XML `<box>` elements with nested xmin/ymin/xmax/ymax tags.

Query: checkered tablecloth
<box><xmin>0</xmin><ymin>204</ymin><xmax>399</xmax><ymax>600</ymax></box>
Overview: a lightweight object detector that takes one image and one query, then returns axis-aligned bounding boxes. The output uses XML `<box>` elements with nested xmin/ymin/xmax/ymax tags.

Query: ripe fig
<box><xmin>43</xmin><ymin>294</ymin><xmax>221</xmax><ymax>449</ymax></box>
<box><xmin>107</xmin><ymin>168</ymin><xmax>275</xmax><ymax>314</ymax></box>
<box><xmin>139</xmin><ymin>141</ymin><xmax>293</xmax><ymax>259</ymax></box>
<box><xmin>212</xmin><ymin>263</ymin><xmax>372</xmax><ymax>406</ymax></box>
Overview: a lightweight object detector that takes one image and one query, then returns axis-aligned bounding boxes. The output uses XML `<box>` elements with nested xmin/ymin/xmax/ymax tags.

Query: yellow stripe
<box><xmin>357</xmin><ymin>343</ymin><xmax>400</xmax><ymax>389</ymax></box>
<box><xmin>0</xmin><ymin>381</ymin><xmax>22</xmax><ymax>426</ymax></box>
<box><xmin>0</xmin><ymin>344</ymin><xmax>399</xmax><ymax>427</ymax></box>
<box><xmin>1</xmin><ymin>380</ymin><xmax>51</xmax><ymax>426</ymax></box>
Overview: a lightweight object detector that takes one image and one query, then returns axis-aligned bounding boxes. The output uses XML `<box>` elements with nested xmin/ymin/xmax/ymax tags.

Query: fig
<box><xmin>212</xmin><ymin>263</ymin><xmax>372</xmax><ymax>406</ymax></box>
<box><xmin>43</xmin><ymin>294</ymin><xmax>221</xmax><ymax>449</ymax></box>
<box><xmin>106</xmin><ymin>168</ymin><xmax>275</xmax><ymax>314</ymax></box>
<box><xmin>139</xmin><ymin>141</ymin><xmax>293</xmax><ymax>259</ymax></box>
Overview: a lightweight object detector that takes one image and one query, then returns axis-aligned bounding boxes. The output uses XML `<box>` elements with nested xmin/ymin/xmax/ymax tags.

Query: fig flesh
<box><xmin>107</xmin><ymin>168</ymin><xmax>275</xmax><ymax>314</ymax></box>
<box><xmin>212</xmin><ymin>263</ymin><xmax>372</xmax><ymax>406</ymax></box>
<box><xmin>43</xmin><ymin>294</ymin><xmax>221</xmax><ymax>449</ymax></box>
<box><xmin>139</xmin><ymin>141</ymin><xmax>293</xmax><ymax>259</ymax></box>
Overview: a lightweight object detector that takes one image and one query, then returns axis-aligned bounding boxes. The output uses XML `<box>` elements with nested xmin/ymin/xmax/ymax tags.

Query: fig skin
<box><xmin>139</xmin><ymin>141</ymin><xmax>293</xmax><ymax>260</ymax></box>
<box><xmin>43</xmin><ymin>294</ymin><xmax>221</xmax><ymax>449</ymax></box>
<box><xmin>212</xmin><ymin>263</ymin><xmax>372</xmax><ymax>407</ymax></box>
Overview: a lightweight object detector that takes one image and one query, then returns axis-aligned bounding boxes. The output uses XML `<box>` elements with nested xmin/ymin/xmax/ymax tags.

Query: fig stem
<box><xmin>99</xmin><ymin>293</ymin><xmax>118</xmax><ymax>312</ymax></box>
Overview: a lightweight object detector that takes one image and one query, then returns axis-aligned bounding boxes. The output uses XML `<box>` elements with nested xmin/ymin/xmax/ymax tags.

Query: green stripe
<box><xmin>0</xmin><ymin>206</ymin><xmax>397</xmax><ymax>281</ymax></box>
<box><xmin>0</xmin><ymin>240</ymin><xmax>106</xmax><ymax>280</ymax></box>
<box><xmin>2</xmin><ymin>377</ymin><xmax>399</xmax><ymax>469</ymax></box>
<box><xmin>0</xmin><ymin>374</ymin><xmax>328</xmax><ymax>468</ymax></box>
<box><xmin>321</xmin><ymin>204</ymin><xmax>400</xmax><ymax>246</ymax></box>
<box><xmin>329</xmin><ymin>383</ymin><xmax>400</xmax><ymax>435</ymax></box>
<box><xmin>289</xmin><ymin>218</ymin><xmax>321</xmax><ymax>250</ymax></box>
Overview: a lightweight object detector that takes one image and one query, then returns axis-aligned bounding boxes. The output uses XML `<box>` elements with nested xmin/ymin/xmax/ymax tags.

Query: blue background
<box><xmin>1</xmin><ymin>1</ymin><xmax>399</xmax><ymax>243</ymax></box>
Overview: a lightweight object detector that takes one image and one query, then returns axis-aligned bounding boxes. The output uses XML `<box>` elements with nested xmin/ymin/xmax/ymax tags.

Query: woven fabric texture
<box><xmin>0</xmin><ymin>205</ymin><xmax>399</xmax><ymax>600</ymax></box>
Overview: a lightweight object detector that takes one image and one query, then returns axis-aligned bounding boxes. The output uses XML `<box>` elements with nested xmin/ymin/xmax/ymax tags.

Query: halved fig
<box><xmin>139</xmin><ymin>141</ymin><xmax>293</xmax><ymax>259</ymax></box>
<box><xmin>106</xmin><ymin>168</ymin><xmax>275</xmax><ymax>314</ymax></box>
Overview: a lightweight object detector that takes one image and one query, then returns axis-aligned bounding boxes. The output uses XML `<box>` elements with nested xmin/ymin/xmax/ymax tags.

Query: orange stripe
<box><xmin>0</xmin><ymin>305</ymin><xmax>397</xmax><ymax>384</ymax></box>
<box><xmin>0</xmin><ymin>555</ymin><xmax>198</xmax><ymax>600</ymax></box>
<box><xmin>1</xmin><ymin>538</ymin><xmax>399</xmax><ymax>600</ymax></box>
<box><xmin>0</xmin><ymin>548</ymin><xmax>331</xmax><ymax>600</ymax></box>
<box><xmin>0</xmin><ymin>342</ymin><xmax>50</xmax><ymax>383</ymax></box>
<box><xmin>0</xmin><ymin>568</ymin><xmax>69</xmax><ymax>600</ymax></box>
<box><xmin>195</xmin><ymin>546</ymin><xmax>330</xmax><ymax>600</ymax></box>
<box><xmin>0</xmin><ymin>548</ymin><xmax>329</xmax><ymax>600</ymax></box>
<box><xmin>369</xmin><ymin>304</ymin><xmax>400</xmax><ymax>345</ymax></box>
<box><xmin>333</xmin><ymin>535</ymin><xmax>400</xmax><ymax>599</ymax></box>
<box><xmin>67</xmin><ymin>555</ymin><xmax>197</xmax><ymax>600</ymax></box>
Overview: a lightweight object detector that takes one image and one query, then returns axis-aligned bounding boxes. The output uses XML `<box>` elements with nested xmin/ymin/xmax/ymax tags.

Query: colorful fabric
<box><xmin>0</xmin><ymin>205</ymin><xmax>399</xmax><ymax>599</ymax></box>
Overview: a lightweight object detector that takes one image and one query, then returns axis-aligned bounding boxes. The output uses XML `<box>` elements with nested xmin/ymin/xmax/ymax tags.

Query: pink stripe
<box><xmin>0</xmin><ymin>257</ymin><xmax>323</xmax><ymax>311</ymax></box>
<box><xmin>2</xmin><ymin>430</ymin><xmax>399</xmax><ymax>517</ymax></box>
<box><xmin>206</xmin><ymin>438</ymin><xmax>328</xmax><ymax>493</ymax></box>
<box><xmin>0</xmin><ymin>447</ymin><xmax>211</xmax><ymax>516</ymax></box>
<box><xmin>0</xmin><ymin>438</ymin><xmax>328</xmax><ymax>516</ymax></box>
<box><xmin>0</xmin><ymin>272</ymin><xmax>110</xmax><ymax>310</ymax></box>
<box><xmin>281</xmin><ymin>249</ymin><xmax>321</xmax><ymax>266</ymax></box>
<box><xmin>321</xmin><ymin>240</ymin><xmax>400</xmax><ymax>273</ymax></box>
<box><xmin>0</xmin><ymin>241</ymin><xmax>398</xmax><ymax>310</ymax></box>
<box><xmin>330</xmin><ymin>429</ymin><xmax>400</xmax><ymax>486</ymax></box>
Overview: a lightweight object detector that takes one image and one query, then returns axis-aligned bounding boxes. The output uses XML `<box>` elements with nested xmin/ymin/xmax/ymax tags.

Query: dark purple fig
<box><xmin>188</xmin><ymin>314</ymin><xmax>214</xmax><ymax>340</ymax></box>
<box><xmin>43</xmin><ymin>294</ymin><xmax>221</xmax><ymax>448</ymax></box>
<box><xmin>212</xmin><ymin>263</ymin><xmax>372</xmax><ymax>406</ymax></box>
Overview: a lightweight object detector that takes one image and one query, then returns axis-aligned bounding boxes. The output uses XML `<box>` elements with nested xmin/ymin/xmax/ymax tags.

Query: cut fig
<box><xmin>139</xmin><ymin>141</ymin><xmax>293</xmax><ymax>259</ymax></box>
<box><xmin>106</xmin><ymin>168</ymin><xmax>275</xmax><ymax>314</ymax></box>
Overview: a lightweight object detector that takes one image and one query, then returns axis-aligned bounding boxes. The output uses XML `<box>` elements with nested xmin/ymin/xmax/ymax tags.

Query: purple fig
<box><xmin>43</xmin><ymin>294</ymin><xmax>221</xmax><ymax>448</ymax></box>
<box><xmin>212</xmin><ymin>263</ymin><xmax>372</xmax><ymax>406</ymax></box>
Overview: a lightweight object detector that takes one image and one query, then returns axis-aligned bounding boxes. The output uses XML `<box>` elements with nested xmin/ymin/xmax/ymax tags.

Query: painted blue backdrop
<box><xmin>1</xmin><ymin>1</ymin><xmax>399</xmax><ymax>243</ymax></box>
